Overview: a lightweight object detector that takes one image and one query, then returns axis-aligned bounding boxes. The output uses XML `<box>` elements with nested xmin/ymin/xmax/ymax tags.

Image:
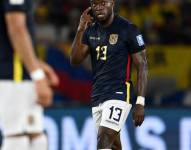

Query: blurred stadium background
<box><xmin>2</xmin><ymin>0</ymin><xmax>191</xmax><ymax>149</ymax></box>
<box><xmin>34</xmin><ymin>0</ymin><xmax>191</xmax><ymax>107</ymax></box>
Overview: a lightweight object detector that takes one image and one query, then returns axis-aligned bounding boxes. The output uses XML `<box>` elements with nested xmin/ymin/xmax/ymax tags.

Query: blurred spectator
<box><xmin>34</xmin><ymin>0</ymin><xmax>191</xmax><ymax>44</ymax></box>
<box><xmin>183</xmin><ymin>66</ymin><xmax>191</xmax><ymax>106</ymax></box>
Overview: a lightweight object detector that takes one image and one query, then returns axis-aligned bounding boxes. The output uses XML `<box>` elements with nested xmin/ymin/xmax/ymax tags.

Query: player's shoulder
<box><xmin>84</xmin><ymin>22</ymin><xmax>99</xmax><ymax>34</ymax></box>
<box><xmin>116</xmin><ymin>15</ymin><xmax>131</xmax><ymax>24</ymax></box>
<box><xmin>117</xmin><ymin>15</ymin><xmax>139</xmax><ymax>30</ymax></box>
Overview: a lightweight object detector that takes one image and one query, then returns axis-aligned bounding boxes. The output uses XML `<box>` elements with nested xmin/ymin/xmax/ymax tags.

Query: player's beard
<box><xmin>98</xmin><ymin>11</ymin><xmax>114</xmax><ymax>26</ymax></box>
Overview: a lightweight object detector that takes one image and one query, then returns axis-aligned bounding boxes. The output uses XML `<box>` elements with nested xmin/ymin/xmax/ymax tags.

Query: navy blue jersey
<box><xmin>82</xmin><ymin>15</ymin><xmax>145</xmax><ymax>106</ymax></box>
<box><xmin>0</xmin><ymin>0</ymin><xmax>35</xmax><ymax>81</ymax></box>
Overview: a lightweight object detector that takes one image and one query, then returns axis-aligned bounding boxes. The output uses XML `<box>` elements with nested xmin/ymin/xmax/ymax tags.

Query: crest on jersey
<box><xmin>109</xmin><ymin>34</ymin><xmax>118</xmax><ymax>45</ymax></box>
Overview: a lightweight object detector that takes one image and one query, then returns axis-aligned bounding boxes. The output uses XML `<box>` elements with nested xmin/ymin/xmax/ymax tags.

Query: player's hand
<box><xmin>132</xmin><ymin>104</ymin><xmax>145</xmax><ymax>127</ymax></box>
<box><xmin>78</xmin><ymin>7</ymin><xmax>94</xmax><ymax>31</ymax></box>
<box><xmin>39</xmin><ymin>60</ymin><xmax>59</xmax><ymax>87</ymax></box>
<box><xmin>35</xmin><ymin>78</ymin><xmax>53</xmax><ymax>107</ymax></box>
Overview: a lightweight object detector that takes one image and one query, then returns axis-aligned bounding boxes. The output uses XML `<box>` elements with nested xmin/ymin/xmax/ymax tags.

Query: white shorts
<box><xmin>92</xmin><ymin>100</ymin><xmax>132</xmax><ymax>132</ymax></box>
<box><xmin>0</xmin><ymin>81</ymin><xmax>44</xmax><ymax>136</ymax></box>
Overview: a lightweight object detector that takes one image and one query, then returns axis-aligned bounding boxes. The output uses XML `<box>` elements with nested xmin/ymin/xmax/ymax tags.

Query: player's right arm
<box><xmin>70</xmin><ymin>7</ymin><xmax>93</xmax><ymax>65</ymax></box>
<box><xmin>4</xmin><ymin>1</ymin><xmax>53</xmax><ymax>107</ymax></box>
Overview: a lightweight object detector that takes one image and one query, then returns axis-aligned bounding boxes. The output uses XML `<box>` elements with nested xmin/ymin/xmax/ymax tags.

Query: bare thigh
<box><xmin>97</xmin><ymin>126</ymin><xmax>119</xmax><ymax>149</ymax></box>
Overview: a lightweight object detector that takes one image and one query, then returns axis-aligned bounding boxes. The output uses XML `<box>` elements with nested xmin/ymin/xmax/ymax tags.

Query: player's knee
<box><xmin>112</xmin><ymin>143</ymin><xmax>122</xmax><ymax>150</ymax></box>
<box><xmin>1</xmin><ymin>136</ymin><xmax>29</xmax><ymax>150</ymax></box>
<box><xmin>112</xmin><ymin>137</ymin><xmax>122</xmax><ymax>150</ymax></box>
<box><xmin>97</xmin><ymin>132</ymin><xmax>113</xmax><ymax>149</ymax></box>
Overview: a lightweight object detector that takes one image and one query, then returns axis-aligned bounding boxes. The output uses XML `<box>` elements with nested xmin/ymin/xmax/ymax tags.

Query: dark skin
<box><xmin>70</xmin><ymin>0</ymin><xmax>148</xmax><ymax>149</ymax></box>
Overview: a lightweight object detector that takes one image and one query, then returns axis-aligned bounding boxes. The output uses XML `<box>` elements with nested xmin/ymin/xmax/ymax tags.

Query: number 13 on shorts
<box><xmin>101</xmin><ymin>100</ymin><xmax>132</xmax><ymax>132</ymax></box>
<box><xmin>109</xmin><ymin>106</ymin><xmax>123</xmax><ymax>122</ymax></box>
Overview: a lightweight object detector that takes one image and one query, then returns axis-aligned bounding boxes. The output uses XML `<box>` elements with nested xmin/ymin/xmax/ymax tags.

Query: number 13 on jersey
<box><xmin>96</xmin><ymin>46</ymin><xmax>108</xmax><ymax>61</ymax></box>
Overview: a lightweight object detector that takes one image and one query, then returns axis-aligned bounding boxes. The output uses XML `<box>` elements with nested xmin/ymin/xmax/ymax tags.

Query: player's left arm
<box><xmin>131</xmin><ymin>49</ymin><xmax>148</xmax><ymax>127</ymax></box>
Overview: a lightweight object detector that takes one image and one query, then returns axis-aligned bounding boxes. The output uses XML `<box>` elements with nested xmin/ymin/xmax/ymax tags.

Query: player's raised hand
<box><xmin>78</xmin><ymin>7</ymin><xmax>94</xmax><ymax>31</ymax></box>
<box><xmin>132</xmin><ymin>104</ymin><xmax>145</xmax><ymax>127</ymax></box>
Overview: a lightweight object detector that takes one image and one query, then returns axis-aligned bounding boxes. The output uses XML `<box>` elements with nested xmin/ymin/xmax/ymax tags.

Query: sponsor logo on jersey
<box><xmin>109</xmin><ymin>34</ymin><xmax>118</xmax><ymax>45</ymax></box>
<box><xmin>89</xmin><ymin>36</ymin><xmax>100</xmax><ymax>40</ymax></box>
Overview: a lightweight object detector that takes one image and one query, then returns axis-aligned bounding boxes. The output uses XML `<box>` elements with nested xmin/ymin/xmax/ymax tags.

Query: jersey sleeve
<box><xmin>127</xmin><ymin>24</ymin><xmax>146</xmax><ymax>54</ymax></box>
<box><xmin>3</xmin><ymin>0</ymin><xmax>27</xmax><ymax>12</ymax></box>
<box><xmin>82</xmin><ymin>28</ymin><xmax>90</xmax><ymax>46</ymax></box>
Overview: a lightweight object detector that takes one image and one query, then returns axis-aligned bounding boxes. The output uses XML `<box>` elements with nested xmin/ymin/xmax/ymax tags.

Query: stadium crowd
<box><xmin>34</xmin><ymin>0</ymin><xmax>191</xmax><ymax>44</ymax></box>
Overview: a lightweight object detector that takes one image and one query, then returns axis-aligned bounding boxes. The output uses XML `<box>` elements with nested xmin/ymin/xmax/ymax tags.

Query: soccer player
<box><xmin>0</xmin><ymin>0</ymin><xmax>58</xmax><ymax>150</ymax></box>
<box><xmin>70</xmin><ymin>0</ymin><xmax>148</xmax><ymax>149</ymax></box>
